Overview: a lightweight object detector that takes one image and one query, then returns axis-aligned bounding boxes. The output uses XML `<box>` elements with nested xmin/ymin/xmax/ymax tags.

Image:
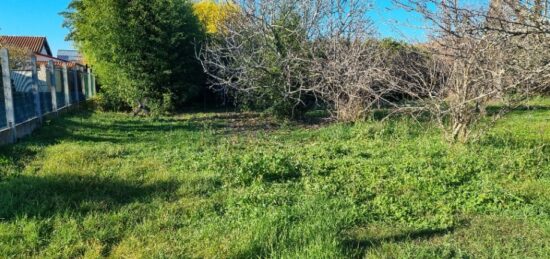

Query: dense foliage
<box><xmin>62</xmin><ymin>0</ymin><xmax>206</xmax><ymax>113</ymax></box>
<box><xmin>0</xmin><ymin>98</ymin><xmax>548</xmax><ymax>257</ymax></box>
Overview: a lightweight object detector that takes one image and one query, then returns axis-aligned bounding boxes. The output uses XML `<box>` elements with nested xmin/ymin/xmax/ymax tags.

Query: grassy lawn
<box><xmin>0</xmin><ymin>99</ymin><xmax>549</xmax><ymax>258</ymax></box>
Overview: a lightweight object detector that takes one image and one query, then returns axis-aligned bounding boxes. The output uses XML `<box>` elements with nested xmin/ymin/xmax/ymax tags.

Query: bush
<box><xmin>63</xmin><ymin>0</ymin><xmax>206</xmax><ymax>113</ymax></box>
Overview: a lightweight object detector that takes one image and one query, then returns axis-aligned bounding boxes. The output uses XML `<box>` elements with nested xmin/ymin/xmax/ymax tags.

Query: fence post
<box><xmin>92</xmin><ymin>74</ymin><xmax>96</xmax><ymax>96</ymax></box>
<box><xmin>39</xmin><ymin>64</ymin><xmax>48</xmax><ymax>112</ymax></box>
<box><xmin>62</xmin><ymin>63</ymin><xmax>71</xmax><ymax>106</ymax></box>
<box><xmin>87</xmin><ymin>67</ymin><xmax>93</xmax><ymax>98</ymax></box>
<box><xmin>47</xmin><ymin>60</ymin><xmax>58</xmax><ymax>114</ymax></box>
<box><xmin>80</xmin><ymin>67</ymin><xmax>86</xmax><ymax>100</ymax></box>
<box><xmin>30</xmin><ymin>55</ymin><xmax>42</xmax><ymax>122</ymax></box>
<box><xmin>72</xmin><ymin>69</ymin><xmax>80</xmax><ymax>104</ymax></box>
<box><xmin>1</xmin><ymin>49</ymin><xmax>16</xmax><ymax>142</ymax></box>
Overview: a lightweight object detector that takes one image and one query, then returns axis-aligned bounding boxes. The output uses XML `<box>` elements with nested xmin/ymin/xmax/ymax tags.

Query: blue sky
<box><xmin>370</xmin><ymin>0</ymin><xmax>428</xmax><ymax>42</ymax></box>
<box><xmin>0</xmin><ymin>0</ymin><xmax>429</xmax><ymax>56</ymax></box>
<box><xmin>0</xmin><ymin>0</ymin><xmax>74</xmax><ymax>54</ymax></box>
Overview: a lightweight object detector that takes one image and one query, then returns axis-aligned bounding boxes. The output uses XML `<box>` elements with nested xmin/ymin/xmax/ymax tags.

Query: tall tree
<box><xmin>62</xmin><ymin>0</ymin><xmax>206</xmax><ymax>112</ymax></box>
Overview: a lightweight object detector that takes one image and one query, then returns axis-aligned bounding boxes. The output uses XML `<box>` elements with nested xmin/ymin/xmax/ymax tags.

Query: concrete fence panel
<box><xmin>0</xmin><ymin>48</ymin><xmax>97</xmax><ymax>145</ymax></box>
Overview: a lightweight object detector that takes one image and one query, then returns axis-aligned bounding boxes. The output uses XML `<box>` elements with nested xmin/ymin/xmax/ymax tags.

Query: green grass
<box><xmin>0</xmin><ymin>99</ymin><xmax>549</xmax><ymax>258</ymax></box>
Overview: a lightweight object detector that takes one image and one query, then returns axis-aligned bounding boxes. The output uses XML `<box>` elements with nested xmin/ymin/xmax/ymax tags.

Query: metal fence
<box><xmin>0</xmin><ymin>48</ymin><xmax>96</xmax><ymax>143</ymax></box>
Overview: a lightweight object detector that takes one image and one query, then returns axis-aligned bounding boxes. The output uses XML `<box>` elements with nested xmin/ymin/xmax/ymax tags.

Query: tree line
<box><xmin>62</xmin><ymin>0</ymin><xmax>550</xmax><ymax>142</ymax></box>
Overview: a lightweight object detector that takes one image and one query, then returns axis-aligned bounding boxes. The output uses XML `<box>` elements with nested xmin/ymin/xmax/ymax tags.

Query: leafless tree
<box><xmin>309</xmin><ymin>41</ymin><xmax>393</xmax><ymax>121</ymax></box>
<box><xmin>200</xmin><ymin>0</ymin><xmax>387</xmax><ymax>120</ymax></box>
<box><xmin>201</xmin><ymin>0</ymin><xmax>548</xmax><ymax>138</ymax></box>
<box><xmin>391</xmin><ymin>0</ymin><xmax>550</xmax><ymax>141</ymax></box>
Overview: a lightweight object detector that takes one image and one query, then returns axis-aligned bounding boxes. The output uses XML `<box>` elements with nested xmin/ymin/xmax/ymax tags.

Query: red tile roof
<box><xmin>35</xmin><ymin>53</ymin><xmax>86</xmax><ymax>69</ymax></box>
<box><xmin>36</xmin><ymin>61</ymin><xmax>83</xmax><ymax>69</ymax></box>
<box><xmin>0</xmin><ymin>36</ymin><xmax>52</xmax><ymax>56</ymax></box>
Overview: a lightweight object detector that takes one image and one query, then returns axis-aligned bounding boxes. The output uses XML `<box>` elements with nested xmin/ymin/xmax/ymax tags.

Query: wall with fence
<box><xmin>0</xmin><ymin>48</ymin><xmax>96</xmax><ymax>145</ymax></box>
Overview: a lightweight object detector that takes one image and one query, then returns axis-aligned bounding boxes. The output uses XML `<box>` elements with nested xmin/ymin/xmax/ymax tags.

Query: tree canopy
<box><xmin>62</xmin><ymin>0</ymin><xmax>206</xmax><ymax>112</ymax></box>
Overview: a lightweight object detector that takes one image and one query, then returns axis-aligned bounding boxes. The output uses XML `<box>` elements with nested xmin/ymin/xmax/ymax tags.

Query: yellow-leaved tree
<box><xmin>193</xmin><ymin>0</ymin><xmax>238</xmax><ymax>34</ymax></box>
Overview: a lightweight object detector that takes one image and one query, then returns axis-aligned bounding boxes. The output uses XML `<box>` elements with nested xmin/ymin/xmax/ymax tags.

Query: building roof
<box><xmin>36</xmin><ymin>61</ymin><xmax>81</xmax><ymax>69</ymax></box>
<box><xmin>57</xmin><ymin>49</ymin><xmax>81</xmax><ymax>54</ymax></box>
<box><xmin>0</xmin><ymin>36</ymin><xmax>52</xmax><ymax>56</ymax></box>
<box><xmin>57</xmin><ymin>49</ymin><xmax>85</xmax><ymax>62</ymax></box>
<box><xmin>35</xmin><ymin>53</ymin><xmax>85</xmax><ymax>69</ymax></box>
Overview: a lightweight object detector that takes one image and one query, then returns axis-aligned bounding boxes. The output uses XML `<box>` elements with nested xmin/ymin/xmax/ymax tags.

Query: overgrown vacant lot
<box><xmin>0</xmin><ymin>100</ymin><xmax>549</xmax><ymax>258</ymax></box>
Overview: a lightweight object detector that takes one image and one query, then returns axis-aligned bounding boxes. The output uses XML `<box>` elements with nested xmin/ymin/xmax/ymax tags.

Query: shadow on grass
<box><xmin>4</xmin><ymin>107</ymin><xmax>332</xmax><ymax>150</ymax></box>
<box><xmin>486</xmin><ymin>104</ymin><xmax>550</xmax><ymax>114</ymax></box>
<box><xmin>58</xmin><ymin>119</ymin><xmax>205</xmax><ymax>144</ymax></box>
<box><xmin>0</xmin><ymin>174</ymin><xmax>178</xmax><ymax>221</ymax></box>
<box><xmin>60</xmin><ymin>111</ymin><xmax>287</xmax><ymax>143</ymax></box>
<box><xmin>1</xmin><ymin>113</ymin><xmax>202</xmax><ymax>153</ymax></box>
<box><xmin>341</xmin><ymin>226</ymin><xmax>454</xmax><ymax>258</ymax></box>
<box><xmin>0</xmin><ymin>110</ymin><xmax>286</xmax><ymax>177</ymax></box>
<box><xmin>0</xmin><ymin>111</ymin><xmax>96</xmax><ymax>172</ymax></box>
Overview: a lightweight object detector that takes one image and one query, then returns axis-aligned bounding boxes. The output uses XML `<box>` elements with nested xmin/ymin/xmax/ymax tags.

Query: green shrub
<box><xmin>63</xmin><ymin>0</ymin><xmax>206</xmax><ymax>113</ymax></box>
